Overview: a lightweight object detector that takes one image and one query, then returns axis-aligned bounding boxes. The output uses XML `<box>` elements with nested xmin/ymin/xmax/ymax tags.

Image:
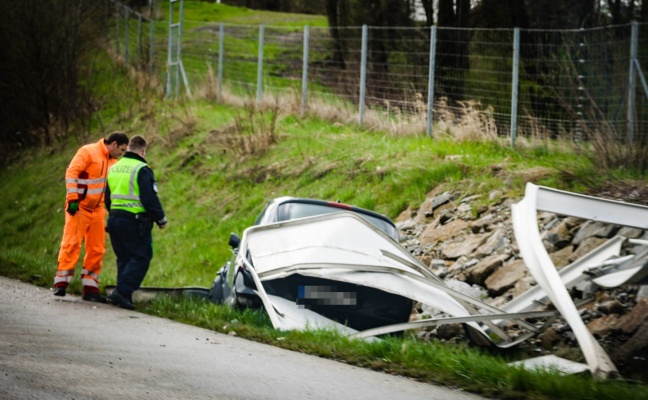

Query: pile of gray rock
<box><xmin>396</xmin><ymin>186</ymin><xmax>648</xmax><ymax>379</ymax></box>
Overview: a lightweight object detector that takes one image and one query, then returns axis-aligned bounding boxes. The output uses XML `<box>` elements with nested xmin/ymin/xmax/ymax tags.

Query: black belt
<box><xmin>109</xmin><ymin>210</ymin><xmax>147</xmax><ymax>220</ymax></box>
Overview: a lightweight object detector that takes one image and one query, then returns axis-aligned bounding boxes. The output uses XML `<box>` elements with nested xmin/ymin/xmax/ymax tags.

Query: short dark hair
<box><xmin>128</xmin><ymin>135</ymin><xmax>147</xmax><ymax>152</ymax></box>
<box><xmin>106</xmin><ymin>132</ymin><xmax>129</xmax><ymax>146</ymax></box>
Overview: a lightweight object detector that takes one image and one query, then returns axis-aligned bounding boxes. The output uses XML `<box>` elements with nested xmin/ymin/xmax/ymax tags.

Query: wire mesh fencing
<box><xmin>103</xmin><ymin>2</ymin><xmax>648</xmax><ymax>145</ymax></box>
<box><xmin>178</xmin><ymin>21</ymin><xmax>647</xmax><ymax>144</ymax></box>
<box><xmin>105</xmin><ymin>0</ymin><xmax>167</xmax><ymax>87</ymax></box>
<box><xmin>517</xmin><ymin>26</ymin><xmax>635</xmax><ymax>142</ymax></box>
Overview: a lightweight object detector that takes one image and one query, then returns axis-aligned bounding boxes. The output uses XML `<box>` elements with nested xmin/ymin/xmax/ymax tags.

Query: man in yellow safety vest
<box><xmin>105</xmin><ymin>135</ymin><xmax>167</xmax><ymax>310</ymax></box>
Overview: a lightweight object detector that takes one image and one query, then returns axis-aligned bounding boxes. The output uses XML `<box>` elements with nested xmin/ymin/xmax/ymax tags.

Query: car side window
<box><xmin>254</xmin><ymin>203</ymin><xmax>272</xmax><ymax>225</ymax></box>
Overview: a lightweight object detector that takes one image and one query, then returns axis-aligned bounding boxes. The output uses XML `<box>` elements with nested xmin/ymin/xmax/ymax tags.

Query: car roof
<box><xmin>270</xmin><ymin>196</ymin><xmax>394</xmax><ymax>221</ymax></box>
<box><xmin>255</xmin><ymin>197</ymin><xmax>399</xmax><ymax>241</ymax></box>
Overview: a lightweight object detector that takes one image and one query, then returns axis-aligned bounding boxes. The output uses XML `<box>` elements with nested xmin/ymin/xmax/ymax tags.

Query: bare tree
<box><xmin>436</xmin><ymin>0</ymin><xmax>472</xmax><ymax>101</ymax></box>
<box><xmin>325</xmin><ymin>0</ymin><xmax>349</xmax><ymax>69</ymax></box>
<box><xmin>0</xmin><ymin>0</ymin><xmax>105</xmax><ymax>154</ymax></box>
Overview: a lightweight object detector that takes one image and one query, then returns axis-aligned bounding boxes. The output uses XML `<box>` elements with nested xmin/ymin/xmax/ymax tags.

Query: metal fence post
<box><xmin>426</xmin><ymin>26</ymin><xmax>437</xmax><ymax>138</ymax></box>
<box><xmin>218</xmin><ymin>22</ymin><xmax>224</xmax><ymax>102</ymax></box>
<box><xmin>166</xmin><ymin>0</ymin><xmax>173</xmax><ymax>97</ymax></box>
<box><xmin>635</xmin><ymin>59</ymin><xmax>648</xmax><ymax>99</ymax></box>
<box><xmin>301</xmin><ymin>25</ymin><xmax>310</xmax><ymax>116</ymax></box>
<box><xmin>359</xmin><ymin>24</ymin><xmax>368</xmax><ymax>127</ymax></box>
<box><xmin>627</xmin><ymin>21</ymin><xmax>638</xmax><ymax>144</ymax></box>
<box><xmin>257</xmin><ymin>24</ymin><xmax>265</xmax><ymax>105</ymax></box>
<box><xmin>178</xmin><ymin>1</ymin><xmax>190</xmax><ymax>96</ymax></box>
<box><xmin>510</xmin><ymin>27</ymin><xmax>520</xmax><ymax>147</ymax></box>
<box><xmin>166</xmin><ymin>0</ymin><xmax>190</xmax><ymax>98</ymax></box>
<box><xmin>574</xmin><ymin>28</ymin><xmax>586</xmax><ymax>143</ymax></box>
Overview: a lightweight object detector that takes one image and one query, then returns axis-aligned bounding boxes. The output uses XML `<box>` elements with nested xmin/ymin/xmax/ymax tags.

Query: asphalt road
<box><xmin>0</xmin><ymin>276</ymin><xmax>486</xmax><ymax>400</ymax></box>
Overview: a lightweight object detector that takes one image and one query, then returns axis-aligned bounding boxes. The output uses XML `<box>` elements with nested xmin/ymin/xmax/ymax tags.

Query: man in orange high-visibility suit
<box><xmin>53</xmin><ymin>132</ymin><xmax>129</xmax><ymax>302</ymax></box>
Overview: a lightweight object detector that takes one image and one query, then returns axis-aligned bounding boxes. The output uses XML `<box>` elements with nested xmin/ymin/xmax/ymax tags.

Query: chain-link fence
<box><xmin>105</xmin><ymin>1</ymin><xmax>648</xmax><ymax>145</ymax></box>
<box><xmin>104</xmin><ymin>0</ymin><xmax>166</xmax><ymax>86</ymax></box>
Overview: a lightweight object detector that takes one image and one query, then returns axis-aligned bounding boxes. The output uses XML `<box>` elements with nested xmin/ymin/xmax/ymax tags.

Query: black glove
<box><xmin>66</xmin><ymin>201</ymin><xmax>79</xmax><ymax>216</ymax></box>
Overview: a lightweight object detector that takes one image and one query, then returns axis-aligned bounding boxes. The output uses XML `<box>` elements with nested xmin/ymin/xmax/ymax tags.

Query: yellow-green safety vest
<box><xmin>107</xmin><ymin>157</ymin><xmax>148</xmax><ymax>214</ymax></box>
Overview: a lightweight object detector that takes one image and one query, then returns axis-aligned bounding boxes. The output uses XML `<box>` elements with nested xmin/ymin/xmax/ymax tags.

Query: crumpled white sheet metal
<box><xmin>239</xmin><ymin>212</ymin><xmax>488</xmax><ymax>337</ymax></box>
<box><xmin>244</xmin><ymin>212</ymin><xmax>427</xmax><ymax>277</ymax></box>
<box><xmin>237</xmin><ymin>211</ymin><xmax>567</xmax><ymax>348</ymax></box>
<box><xmin>590</xmin><ymin>243</ymin><xmax>648</xmax><ymax>287</ymax></box>
<box><xmin>499</xmin><ymin>235</ymin><xmax>624</xmax><ymax>317</ymax></box>
<box><xmin>509</xmin><ymin>355</ymin><xmax>590</xmax><ymax>375</ymax></box>
<box><xmin>511</xmin><ymin>183</ymin><xmax>648</xmax><ymax>379</ymax></box>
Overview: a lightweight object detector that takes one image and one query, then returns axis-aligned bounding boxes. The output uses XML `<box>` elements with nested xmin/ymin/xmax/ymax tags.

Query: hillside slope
<box><xmin>0</xmin><ymin>98</ymin><xmax>599</xmax><ymax>291</ymax></box>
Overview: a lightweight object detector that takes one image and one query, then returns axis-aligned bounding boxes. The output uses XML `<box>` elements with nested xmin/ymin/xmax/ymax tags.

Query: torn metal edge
<box><xmin>510</xmin><ymin>183</ymin><xmax>648</xmax><ymax>378</ymax></box>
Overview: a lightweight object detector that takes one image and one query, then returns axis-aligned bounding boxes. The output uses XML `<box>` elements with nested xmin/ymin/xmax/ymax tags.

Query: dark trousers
<box><xmin>107</xmin><ymin>215</ymin><xmax>153</xmax><ymax>296</ymax></box>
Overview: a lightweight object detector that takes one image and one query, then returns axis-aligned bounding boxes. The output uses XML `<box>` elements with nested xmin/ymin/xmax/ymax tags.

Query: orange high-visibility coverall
<box><xmin>54</xmin><ymin>139</ymin><xmax>117</xmax><ymax>290</ymax></box>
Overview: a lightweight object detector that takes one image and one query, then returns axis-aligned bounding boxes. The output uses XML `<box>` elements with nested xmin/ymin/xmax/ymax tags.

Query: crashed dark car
<box><xmin>208</xmin><ymin>197</ymin><xmax>414</xmax><ymax>331</ymax></box>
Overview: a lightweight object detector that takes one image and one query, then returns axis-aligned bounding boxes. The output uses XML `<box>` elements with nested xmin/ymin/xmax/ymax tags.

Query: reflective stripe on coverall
<box><xmin>55</xmin><ymin>139</ymin><xmax>117</xmax><ymax>289</ymax></box>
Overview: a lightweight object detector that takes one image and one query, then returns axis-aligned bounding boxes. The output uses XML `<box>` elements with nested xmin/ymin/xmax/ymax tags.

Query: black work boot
<box><xmin>82</xmin><ymin>292</ymin><xmax>108</xmax><ymax>303</ymax></box>
<box><xmin>109</xmin><ymin>289</ymin><xmax>135</xmax><ymax>310</ymax></box>
<box><xmin>53</xmin><ymin>285</ymin><xmax>67</xmax><ymax>297</ymax></box>
<box><xmin>82</xmin><ymin>286</ymin><xmax>108</xmax><ymax>303</ymax></box>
